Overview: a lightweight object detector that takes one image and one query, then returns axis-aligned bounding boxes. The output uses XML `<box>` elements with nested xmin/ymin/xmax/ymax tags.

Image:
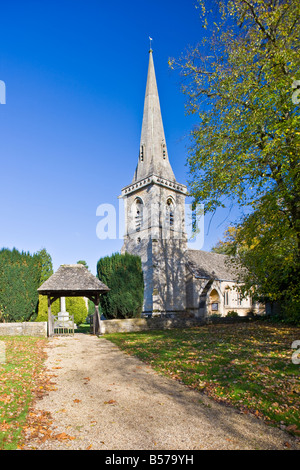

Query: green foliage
<box><xmin>36</xmin><ymin>295</ymin><xmax>88</xmax><ymax>325</ymax></box>
<box><xmin>77</xmin><ymin>260</ymin><xmax>89</xmax><ymax>270</ymax></box>
<box><xmin>172</xmin><ymin>0</ymin><xmax>300</xmax><ymax>323</ymax></box>
<box><xmin>226</xmin><ymin>310</ymin><xmax>239</xmax><ymax>318</ymax></box>
<box><xmin>35</xmin><ymin>295</ymin><xmax>59</xmax><ymax>322</ymax></box>
<box><xmin>97</xmin><ymin>252</ymin><xmax>144</xmax><ymax>319</ymax></box>
<box><xmin>213</xmin><ymin>210</ymin><xmax>300</xmax><ymax>323</ymax></box>
<box><xmin>36</xmin><ymin>248</ymin><xmax>53</xmax><ymax>283</ymax></box>
<box><xmin>0</xmin><ymin>248</ymin><xmax>52</xmax><ymax>322</ymax></box>
<box><xmin>65</xmin><ymin>297</ymin><xmax>88</xmax><ymax>325</ymax></box>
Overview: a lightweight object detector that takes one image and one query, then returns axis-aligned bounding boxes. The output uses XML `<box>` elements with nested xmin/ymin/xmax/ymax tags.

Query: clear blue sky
<box><xmin>0</xmin><ymin>0</ymin><xmax>241</xmax><ymax>274</ymax></box>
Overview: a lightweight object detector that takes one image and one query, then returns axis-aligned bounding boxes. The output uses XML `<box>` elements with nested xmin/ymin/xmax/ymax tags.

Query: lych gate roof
<box><xmin>38</xmin><ymin>264</ymin><xmax>109</xmax><ymax>296</ymax></box>
<box><xmin>186</xmin><ymin>250</ymin><xmax>240</xmax><ymax>282</ymax></box>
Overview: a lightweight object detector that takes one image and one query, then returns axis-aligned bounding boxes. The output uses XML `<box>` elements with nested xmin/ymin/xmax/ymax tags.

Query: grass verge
<box><xmin>0</xmin><ymin>336</ymin><xmax>48</xmax><ymax>449</ymax></box>
<box><xmin>105</xmin><ymin>322</ymin><xmax>300</xmax><ymax>435</ymax></box>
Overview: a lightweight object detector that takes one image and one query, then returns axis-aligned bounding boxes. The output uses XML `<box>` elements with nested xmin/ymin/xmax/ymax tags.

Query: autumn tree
<box><xmin>171</xmin><ymin>0</ymin><xmax>300</xmax><ymax>320</ymax></box>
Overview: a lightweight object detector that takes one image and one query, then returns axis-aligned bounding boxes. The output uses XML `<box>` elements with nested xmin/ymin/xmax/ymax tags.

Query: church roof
<box><xmin>132</xmin><ymin>49</ymin><xmax>176</xmax><ymax>183</ymax></box>
<box><xmin>38</xmin><ymin>264</ymin><xmax>110</xmax><ymax>296</ymax></box>
<box><xmin>186</xmin><ymin>250</ymin><xmax>240</xmax><ymax>282</ymax></box>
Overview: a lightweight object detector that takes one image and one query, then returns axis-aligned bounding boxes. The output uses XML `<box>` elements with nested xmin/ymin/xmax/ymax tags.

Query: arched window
<box><xmin>166</xmin><ymin>197</ymin><xmax>174</xmax><ymax>227</ymax></box>
<box><xmin>224</xmin><ymin>286</ymin><xmax>230</xmax><ymax>306</ymax></box>
<box><xmin>209</xmin><ymin>289</ymin><xmax>220</xmax><ymax>313</ymax></box>
<box><xmin>135</xmin><ymin>198</ymin><xmax>143</xmax><ymax>232</ymax></box>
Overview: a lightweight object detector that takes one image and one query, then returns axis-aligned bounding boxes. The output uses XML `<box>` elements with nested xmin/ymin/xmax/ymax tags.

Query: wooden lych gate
<box><xmin>37</xmin><ymin>264</ymin><xmax>110</xmax><ymax>337</ymax></box>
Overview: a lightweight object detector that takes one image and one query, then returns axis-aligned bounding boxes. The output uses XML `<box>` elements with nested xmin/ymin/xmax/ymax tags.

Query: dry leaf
<box><xmin>54</xmin><ymin>432</ymin><xmax>76</xmax><ymax>441</ymax></box>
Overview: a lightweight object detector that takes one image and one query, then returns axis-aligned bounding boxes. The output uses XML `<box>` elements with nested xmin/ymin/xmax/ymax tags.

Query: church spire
<box><xmin>132</xmin><ymin>49</ymin><xmax>176</xmax><ymax>183</ymax></box>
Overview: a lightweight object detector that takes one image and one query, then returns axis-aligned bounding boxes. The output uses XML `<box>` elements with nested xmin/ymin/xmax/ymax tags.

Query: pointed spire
<box><xmin>132</xmin><ymin>50</ymin><xmax>176</xmax><ymax>183</ymax></box>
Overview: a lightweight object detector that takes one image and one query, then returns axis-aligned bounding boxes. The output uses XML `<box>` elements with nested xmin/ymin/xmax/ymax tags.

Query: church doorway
<box><xmin>208</xmin><ymin>289</ymin><xmax>220</xmax><ymax>315</ymax></box>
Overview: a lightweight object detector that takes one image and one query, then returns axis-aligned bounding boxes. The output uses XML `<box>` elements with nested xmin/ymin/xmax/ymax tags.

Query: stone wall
<box><xmin>0</xmin><ymin>322</ymin><xmax>47</xmax><ymax>337</ymax></box>
<box><xmin>100</xmin><ymin>316</ymin><xmax>204</xmax><ymax>335</ymax></box>
<box><xmin>99</xmin><ymin>314</ymin><xmax>256</xmax><ymax>335</ymax></box>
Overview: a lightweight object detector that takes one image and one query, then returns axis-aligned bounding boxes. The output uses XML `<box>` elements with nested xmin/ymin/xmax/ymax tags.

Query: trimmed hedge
<box><xmin>97</xmin><ymin>252</ymin><xmax>144</xmax><ymax>319</ymax></box>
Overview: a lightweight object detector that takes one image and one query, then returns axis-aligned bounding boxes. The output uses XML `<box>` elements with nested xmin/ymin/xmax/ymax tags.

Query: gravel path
<box><xmin>24</xmin><ymin>333</ymin><xmax>299</xmax><ymax>451</ymax></box>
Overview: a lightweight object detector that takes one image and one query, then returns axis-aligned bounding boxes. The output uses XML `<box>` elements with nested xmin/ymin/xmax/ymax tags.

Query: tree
<box><xmin>36</xmin><ymin>248</ymin><xmax>53</xmax><ymax>283</ymax></box>
<box><xmin>36</xmin><ymin>296</ymin><xmax>88</xmax><ymax>325</ymax></box>
<box><xmin>0</xmin><ymin>248</ymin><xmax>44</xmax><ymax>322</ymax></box>
<box><xmin>170</xmin><ymin>0</ymin><xmax>300</xmax><ymax>321</ymax></box>
<box><xmin>77</xmin><ymin>260</ymin><xmax>89</xmax><ymax>270</ymax></box>
<box><xmin>97</xmin><ymin>252</ymin><xmax>144</xmax><ymax>319</ymax></box>
<box><xmin>211</xmin><ymin>209</ymin><xmax>300</xmax><ymax>323</ymax></box>
<box><xmin>211</xmin><ymin>226</ymin><xmax>237</xmax><ymax>255</ymax></box>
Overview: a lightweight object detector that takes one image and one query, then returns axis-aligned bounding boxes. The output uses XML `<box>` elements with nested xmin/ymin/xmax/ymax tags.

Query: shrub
<box><xmin>0</xmin><ymin>248</ymin><xmax>50</xmax><ymax>322</ymax></box>
<box><xmin>97</xmin><ymin>252</ymin><xmax>144</xmax><ymax>319</ymax></box>
<box><xmin>226</xmin><ymin>310</ymin><xmax>239</xmax><ymax>318</ymax></box>
<box><xmin>36</xmin><ymin>296</ymin><xmax>88</xmax><ymax>325</ymax></box>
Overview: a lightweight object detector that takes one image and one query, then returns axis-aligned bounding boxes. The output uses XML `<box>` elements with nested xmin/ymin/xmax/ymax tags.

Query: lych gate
<box><xmin>37</xmin><ymin>264</ymin><xmax>110</xmax><ymax>337</ymax></box>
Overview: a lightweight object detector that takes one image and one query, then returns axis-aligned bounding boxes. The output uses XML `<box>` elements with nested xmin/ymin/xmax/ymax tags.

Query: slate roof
<box><xmin>38</xmin><ymin>264</ymin><xmax>110</xmax><ymax>296</ymax></box>
<box><xmin>186</xmin><ymin>250</ymin><xmax>239</xmax><ymax>282</ymax></box>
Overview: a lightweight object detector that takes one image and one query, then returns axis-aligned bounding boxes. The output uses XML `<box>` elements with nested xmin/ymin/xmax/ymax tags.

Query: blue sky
<box><xmin>0</xmin><ymin>0</ymin><xmax>240</xmax><ymax>274</ymax></box>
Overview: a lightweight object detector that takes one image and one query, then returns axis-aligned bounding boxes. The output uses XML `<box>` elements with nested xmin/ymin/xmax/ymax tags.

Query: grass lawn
<box><xmin>105</xmin><ymin>321</ymin><xmax>300</xmax><ymax>436</ymax></box>
<box><xmin>0</xmin><ymin>336</ymin><xmax>48</xmax><ymax>450</ymax></box>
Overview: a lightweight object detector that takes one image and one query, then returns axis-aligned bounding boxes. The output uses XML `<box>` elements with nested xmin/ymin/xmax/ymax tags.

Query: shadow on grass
<box><xmin>76</xmin><ymin>323</ymin><xmax>91</xmax><ymax>334</ymax></box>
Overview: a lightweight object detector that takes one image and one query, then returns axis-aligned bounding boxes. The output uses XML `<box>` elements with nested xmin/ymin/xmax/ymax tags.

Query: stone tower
<box><xmin>121</xmin><ymin>49</ymin><xmax>187</xmax><ymax>316</ymax></box>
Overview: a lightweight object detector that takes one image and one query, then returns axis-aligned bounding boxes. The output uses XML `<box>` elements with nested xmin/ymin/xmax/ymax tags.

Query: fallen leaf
<box><xmin>54</xmin><ymin>432</ymin><xmax>76</xmax><ymax>441</ymax></box>
<box><xmin>104</xmin><ymin>399</ymin><xmax>117</xmax><ymax>405</ymax></box>
<box><xmin>73</xmin><ymin>399</ymin><xmax>81</xmax><ymax>404</ymax></box>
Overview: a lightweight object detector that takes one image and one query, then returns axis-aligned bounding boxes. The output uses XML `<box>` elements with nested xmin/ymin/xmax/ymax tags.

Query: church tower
<box><xmin>121</xmin><ymin>49</ymin><xmax>187</xmax><ymax>316</ymax></box>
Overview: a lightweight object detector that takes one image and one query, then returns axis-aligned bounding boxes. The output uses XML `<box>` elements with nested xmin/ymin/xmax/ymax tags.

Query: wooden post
<box><xmin>47</xmin><ymin>295</ymin><xmax>52</xmax><ymax>337</ymax></box>
<box><xmin>93</xmin><ymin>294</ymin><xmax>101</xmax><ymax>335</ymax></box>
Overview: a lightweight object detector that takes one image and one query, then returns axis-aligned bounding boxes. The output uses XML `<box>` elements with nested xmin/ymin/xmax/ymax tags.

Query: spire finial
<box><xmin>149</xmin><ymin>36</ymin><xmax>153</xmax><ymax>52</ymax></box>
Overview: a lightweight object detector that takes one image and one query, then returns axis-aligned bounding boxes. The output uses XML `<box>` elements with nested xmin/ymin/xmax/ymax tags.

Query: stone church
<box><xmin>120</xmin><ymin>49</ymin><xmax>256</xmax><ymax>319</ymax></box>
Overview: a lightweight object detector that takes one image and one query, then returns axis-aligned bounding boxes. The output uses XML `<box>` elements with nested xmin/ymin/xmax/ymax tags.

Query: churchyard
<box><xmin>0</xmin><ymin>321</ymin><xmax>299</xmax><ymax>449</ymax></box>
<box><xmin>105</xmin><ymin>322</ymin><xmax>300</xmax><ymax>437</ymax></box>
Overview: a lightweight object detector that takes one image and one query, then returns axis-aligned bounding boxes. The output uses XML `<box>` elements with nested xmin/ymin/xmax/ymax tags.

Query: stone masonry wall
<box><xmin>0</xmin><ymin>322</ymin><xmax>48</xmax><ymax>337</ymax></box>
<box><xmin>100</xmin><ymin>316</ymin><xmax>203</xmax><ymax>335</ymax></box>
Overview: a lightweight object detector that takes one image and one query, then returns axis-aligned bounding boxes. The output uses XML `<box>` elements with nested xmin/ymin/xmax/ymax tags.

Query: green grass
<box><xmin>104</xmin><ymin>322</ymin><xmax>300</xmax><ymax>435</ymax></box>
<box><xmin>0</xmin><ymin>336</ymin><xmax>48</xmax><ymax>449</ymax></box>
<box><xmin>76</xmin><ymin>323</ymin><xmax>91</xmax><ymax>334</ymax></box>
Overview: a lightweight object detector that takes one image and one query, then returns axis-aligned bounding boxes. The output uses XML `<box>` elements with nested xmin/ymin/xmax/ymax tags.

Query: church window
<box><xmin>166</xmin><ymin>198</ymin><xmax>174</xmax><ymax>227</ymax></box>
<box><xmin>224</xmin><ymin>287</ymin><xmax>230</xmax><ymax>306</ymax></box>
<box><xmin>135</xmin><ymin>198</ymin><xmax>143</xmax><ymax>232</ymax></box>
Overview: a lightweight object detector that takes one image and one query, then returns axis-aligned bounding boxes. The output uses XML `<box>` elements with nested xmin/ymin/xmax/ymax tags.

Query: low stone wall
<box><xmin>100</xmin><ymin>316</ymin><xmax>204</xmax><ymax>335</ymax></box>
<box><xmin>0</xmin><ymin>322</ymin><xmax>47</xmax><ymax>337</ymax></box>
<box><xmin>99</xmin><ymin>314</ymin><xmax>256</xmax><ymax>335</ymax></box>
